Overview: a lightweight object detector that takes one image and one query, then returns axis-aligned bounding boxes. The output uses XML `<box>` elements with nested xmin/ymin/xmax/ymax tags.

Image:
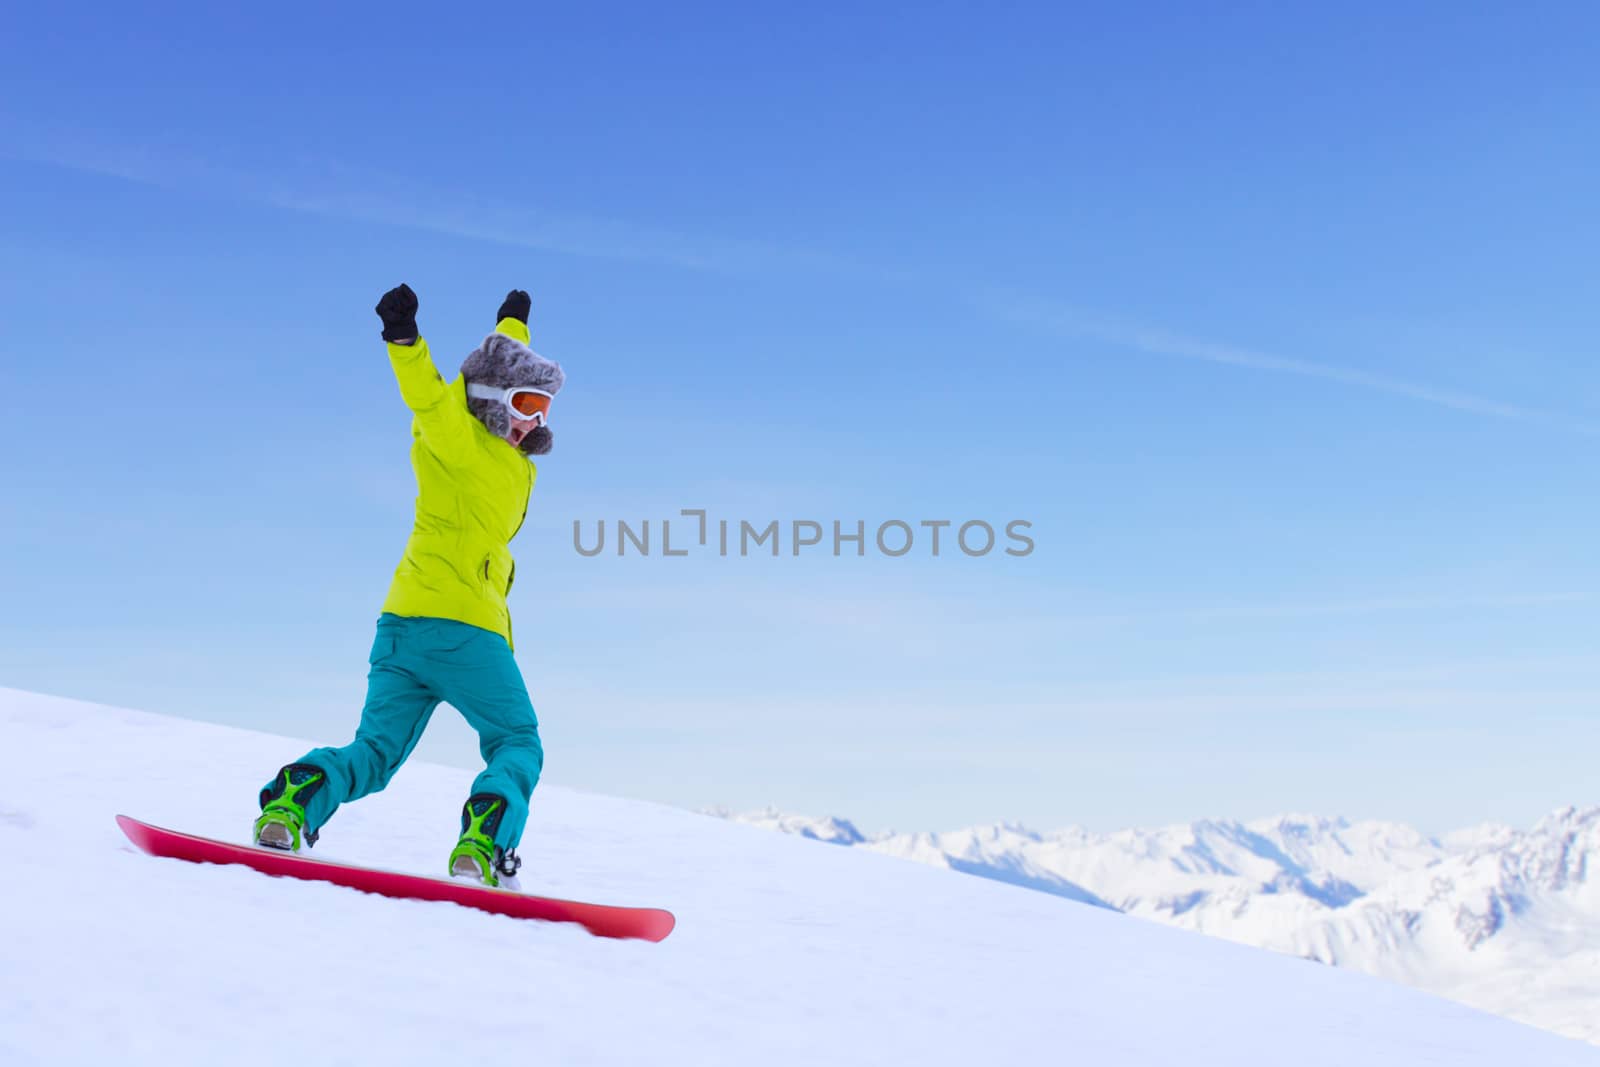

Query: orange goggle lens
<box><xmin>508</xmin><ymin>389</ymin><xmax>552</xmax><ymax>421</ymax></box>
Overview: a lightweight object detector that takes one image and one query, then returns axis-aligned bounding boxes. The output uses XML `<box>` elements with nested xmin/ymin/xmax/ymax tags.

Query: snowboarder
<box><xmin>254</xmin><ymin>284</ymin><xmax>565</xmax><ymax>888</ymax></box>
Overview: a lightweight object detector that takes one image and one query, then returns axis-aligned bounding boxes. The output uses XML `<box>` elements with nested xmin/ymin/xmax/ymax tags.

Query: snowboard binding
<box><xmin>449</xmin><ymin>793</ymin><xmax>522</xmax><ymax>890</ymax></box>
<box><xmin>254</xmin><ymin>762</ymin><xmax>327</xmax><ymax>852</ymax></box>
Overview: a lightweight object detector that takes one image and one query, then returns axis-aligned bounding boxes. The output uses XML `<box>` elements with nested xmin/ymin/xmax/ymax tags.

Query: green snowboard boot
<box><xmin>448</xmin><ymin>793</ymin><xmax>523</xmax><ymax>890</ymax></box>
<box><xmin>254</xmin><ymin>762</ymin><xmax>327</xmax><ymax>851</ymax></box>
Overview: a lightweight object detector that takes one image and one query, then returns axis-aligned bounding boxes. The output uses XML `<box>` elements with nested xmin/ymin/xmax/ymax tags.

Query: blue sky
<box><xmin>2</xmin><ymin>2</ymin><xmax>1597</xmax><ymax>833</ymax></box>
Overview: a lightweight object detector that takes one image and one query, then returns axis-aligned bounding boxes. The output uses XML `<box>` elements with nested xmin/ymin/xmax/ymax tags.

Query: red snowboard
<box><xmin>116</xmin><ymin>815</ymin><xmax>675</xmax><ymax>942</ymax></box>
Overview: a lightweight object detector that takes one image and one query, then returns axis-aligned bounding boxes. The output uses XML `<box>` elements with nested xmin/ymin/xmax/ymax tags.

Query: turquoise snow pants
<box><xmin>272</xmin><ymin>613</ymin><xmax>544</xmax><ymax>850</ymax></box>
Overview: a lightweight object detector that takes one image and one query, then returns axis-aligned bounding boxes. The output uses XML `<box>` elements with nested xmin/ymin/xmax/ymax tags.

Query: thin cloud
<box><xmin>981</xmin><ymin>295</ymin><xmax>1600</xmax><ymax>435</ymax></box>
<box><xmin>1</xmin><ymin>128</ymin><xmax>889</xmax><ymax>279</ymax></box>
<box><xmin>9</xmin><ymin>126</ymin><xmax>1595</xmax><ymax>433</ymax></box>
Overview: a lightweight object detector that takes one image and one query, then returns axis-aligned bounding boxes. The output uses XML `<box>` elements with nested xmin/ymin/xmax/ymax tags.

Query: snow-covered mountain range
<box><xmin>710</xmin><ymin>804</ymin><xmax>1600</xmax><ymax>1044</ymax></box>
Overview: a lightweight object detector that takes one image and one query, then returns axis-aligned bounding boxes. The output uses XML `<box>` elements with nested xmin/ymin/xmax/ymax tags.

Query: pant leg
<box><xmin>273</xmin><ymin>620</ymin><xmax>441</xmax><ymax>836</ymax></box>
<box><xmin>429</xmin><ymin>622</ymin><xmax>544</xmax><ymax>851</ymax></box>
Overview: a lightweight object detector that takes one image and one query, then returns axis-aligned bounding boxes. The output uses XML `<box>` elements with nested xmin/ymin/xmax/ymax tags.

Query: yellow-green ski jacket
<box><xmin>380</xmin><ymin>318</ymin><xmax>535</xmax><ymax>650</ymax></box>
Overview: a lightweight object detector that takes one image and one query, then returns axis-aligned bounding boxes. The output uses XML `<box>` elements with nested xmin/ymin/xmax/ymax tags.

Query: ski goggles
<box><xmin>467</xmin><ymin>384</ymin><xmax>554</xmax><ymax>427</ymax></box>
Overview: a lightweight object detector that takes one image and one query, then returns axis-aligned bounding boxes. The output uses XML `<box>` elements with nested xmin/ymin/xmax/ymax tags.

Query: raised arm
<box><xmin>374</xmin><ymin>283</ymin><xmax>470</xmax><ymax>446</ymax></box>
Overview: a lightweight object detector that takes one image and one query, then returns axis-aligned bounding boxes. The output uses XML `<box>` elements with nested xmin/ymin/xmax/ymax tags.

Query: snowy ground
<box><xmin>2</xmin><ymin>688</ymin><xmax>1596</xmax><ymax>1066</ymax></box>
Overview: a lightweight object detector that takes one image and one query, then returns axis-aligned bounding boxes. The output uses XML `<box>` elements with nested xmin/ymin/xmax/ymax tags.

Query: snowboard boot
<box><xmin>254</xmin><ymin>762</ymin><xmax>328</xmax><ymax>852</ymax></box>
<box><xmin>448</xmin><ymin>793</ymin><xmax>523</xmax><ymax>890</ymax></box>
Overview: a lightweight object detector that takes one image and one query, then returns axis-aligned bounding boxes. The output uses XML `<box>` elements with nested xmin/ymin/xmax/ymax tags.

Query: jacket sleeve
<box><xmin>387</xmin><ymin>337</ymin><xmax>472</xmax><ymax>448</ymax></box>
<box><xmin>494</xmin><ymin>317</ymin><xmax>531</xmax><ymax>344</ymax></box>
<box><xmin>388</xmin><ymin>320</ymin><xmax>531</xmax><ymax>447</ymax></box>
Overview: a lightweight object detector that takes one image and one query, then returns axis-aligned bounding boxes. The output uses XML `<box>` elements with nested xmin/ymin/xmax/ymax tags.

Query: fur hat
<box><xmin>460</xmin><ymin>332</ymin><xmax>566</xmax><ymax>455</ymax></box>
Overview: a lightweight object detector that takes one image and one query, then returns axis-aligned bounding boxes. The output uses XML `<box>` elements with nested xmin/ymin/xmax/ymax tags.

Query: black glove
<box><xmin>376</xmin><ymin>283</ymin><xmax>419</xmax><ymax>343</ymax></box>
<box><xmin>496</xmin><ymin>289</ymin><xmax>532</xmax><ymax>325</ymax></box>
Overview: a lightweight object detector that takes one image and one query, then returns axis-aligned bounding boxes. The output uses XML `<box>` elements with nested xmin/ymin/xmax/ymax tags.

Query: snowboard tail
<box><xmin>115</xmin><ymin>815</ymin><xmax>675</xmax><ymax>942</ymax></box>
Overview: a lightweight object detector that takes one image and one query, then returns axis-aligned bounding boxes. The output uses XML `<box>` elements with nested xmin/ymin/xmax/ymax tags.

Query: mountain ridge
<box><xmin>711</xmin><ymin>802</ymin><xmax>1600</xmax><ymax>1044</ymax></box>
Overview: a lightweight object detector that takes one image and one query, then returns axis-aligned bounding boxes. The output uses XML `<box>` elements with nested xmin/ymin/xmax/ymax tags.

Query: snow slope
<box><xmin>719</xmin><ymin>806</ymin><xmax>1600</xmax><ymax>1044</ymax></box>
<box><xmin>2</xmin><ymin>688</ymin><xmax>1596</xmax><ymax>1066</ymax></box>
